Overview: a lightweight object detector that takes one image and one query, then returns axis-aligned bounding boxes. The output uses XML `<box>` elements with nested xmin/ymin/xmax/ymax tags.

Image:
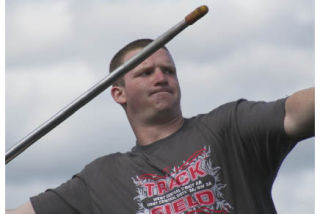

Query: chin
<box><xmin>156</xmin><ymin>103</ymin><xmax>181</xmax><ymax>115</ymax></box>
<box><xmin>154</xmin><ymin>102</ymin><xmax>175</xmax><ymax>111</ymax></box>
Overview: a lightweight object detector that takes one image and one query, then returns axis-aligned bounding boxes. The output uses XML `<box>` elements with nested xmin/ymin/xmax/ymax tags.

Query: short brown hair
<box><xmin>109</xmin><ymin>38</ymin><xmax>169</xmax><ymax>86</ymax></box>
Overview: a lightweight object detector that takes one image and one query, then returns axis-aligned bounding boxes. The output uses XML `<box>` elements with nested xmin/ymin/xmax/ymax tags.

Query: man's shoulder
<box><xmin>80</xmin><ymin>152</ymin><xmax>133</xmax><ymax>173</ymax></box>
<box><xmin>91</xmin><ymin>151</ymin><xmax>131</xmax><ymax>165</ymax></box>
<box><xmin>189</xmin><ymin>99</ymin><xmax>246</xmax><ymax>121</ymax></box>
<box><xmin>194</xmin><ymin>98</ymin><xmax>286</xmax><ymax>119</ymax></box>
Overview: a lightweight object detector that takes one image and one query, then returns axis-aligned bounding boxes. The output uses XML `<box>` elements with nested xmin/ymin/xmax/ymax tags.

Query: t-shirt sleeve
<box><xmin>232</xmin><ymin>98</ymin><xmax>297</xmax><ymax>174</ymax></box>
<box><xmin>234</xmin><ymin>98</ymin><xmax>296</xmax><ymax>145</ymax></box>
<box><xmin>203</xmin><ymin>98</ymin><xmax>297</xmax><ymax>176</ymax></box>
<box><xmin>235</xmin><ymin>98</ymin><xmax>288</xmax><ymax>140</ymax></box>
<box><xmin>30</xmin><ymin>175</ymin><xmax>93</xmax><ymax>214</ymax></box>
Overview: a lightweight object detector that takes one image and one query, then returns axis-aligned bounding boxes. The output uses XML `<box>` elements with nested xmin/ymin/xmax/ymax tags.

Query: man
<box><xmin>7</xmin><ymin>39</ymin><xmax>314</xmax><ymax>214</ymax></box>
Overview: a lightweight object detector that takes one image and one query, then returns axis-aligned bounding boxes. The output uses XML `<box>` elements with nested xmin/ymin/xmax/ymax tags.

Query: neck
<box><xmin>130</xmin><ymin>113</ymin><xmax>184</xmax><ymax>146</ymax></box>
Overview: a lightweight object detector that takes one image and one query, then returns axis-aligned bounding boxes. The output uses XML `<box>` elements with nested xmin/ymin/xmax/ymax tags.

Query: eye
<box><xmin>163</xmin><ymin>68</ymin><xmax>176</xmax><ymax>75</ymax></box>
<box><xmin>142</xmin><ymin>70</ymin><xmax>152</xmax><ymax>76</ymax></box>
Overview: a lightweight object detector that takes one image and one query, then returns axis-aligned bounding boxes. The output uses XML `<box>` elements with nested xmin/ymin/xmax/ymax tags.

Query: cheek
<box><xmin>124</xmin><ymin>84</ymin><xmax>146</xmax><ymax>103</ymax></box>
<box><xmin>171</xmin><ymin>78</ymin><xmax>181</xmax><ymax>91</ymax></box>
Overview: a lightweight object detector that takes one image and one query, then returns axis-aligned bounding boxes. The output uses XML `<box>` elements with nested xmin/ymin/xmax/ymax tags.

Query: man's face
<box><xmin>112</xmin><ymin>48</ymin><xmax>182</xmax><ymax>123</ymax></box>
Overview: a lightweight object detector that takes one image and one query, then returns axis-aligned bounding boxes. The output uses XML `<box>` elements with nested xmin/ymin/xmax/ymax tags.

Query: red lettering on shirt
<box><xmin>185</xmin><ymin>195</ymin><xmax>198</xmax><ymax>208</ymax></box>
<box><xmin>173</xmin><ymin>198</ymin><xmax>187</xmax><ymax>213</ymax></box>
<box><xmin>175</xmin><ymin>171</ymin><xmax>190</xmax><ymax>185</ymax></box>
<box><xmin>151</xmin><ymin>206</ymin><xmax>163</xmax><ymax>214</ymax></box>
<box><xmin>145</xmin><ymin>183</ymin><xmax>155</xmax><ymax>197</ymax></box>
<box><xmin>195</xmin><ymin>189</ymin><xmax>215</xmax><ymax>206</ymax></box>
<box><xmin>168</xmin><ymin>177</ymin><xmax>180</xmax><ymax>190</ymax></box>
<box><xmin>188</xmin><ymin>160</ymin><xmax>206</xmax><ymax>180</ymax></box>
<box><xmin>164</xmin><ymin>204</ymin><xmax>172</xmax><ymax>214</ymax></box>
<box><xmin>157</xmin><ymin>180</ymin><xmax>168</xmax><ymax>195</ymax></box>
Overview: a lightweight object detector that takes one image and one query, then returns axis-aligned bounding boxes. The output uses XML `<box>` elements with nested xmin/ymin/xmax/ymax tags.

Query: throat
<box><xmin>134</xmin><ymin>115</ymin><xmax>184</xmax><ymax>146</ymax></box>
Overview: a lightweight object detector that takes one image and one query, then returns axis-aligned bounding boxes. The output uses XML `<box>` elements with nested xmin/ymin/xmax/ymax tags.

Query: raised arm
<box><xmin>6</xmin><ymin>201</ymin><xmax>35</xmax><ymax>214</ymax></box>
<box><xmin>284</xmin><ymin>87</ymin><xmax>315</xmax><ymax>141</ymax></box>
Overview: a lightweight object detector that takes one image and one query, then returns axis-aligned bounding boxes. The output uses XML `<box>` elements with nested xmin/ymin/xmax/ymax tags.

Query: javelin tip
<box><xmin>185</xmin><ymin>5</ymin><xmax>209</xmax><ymax>25</ymax></box>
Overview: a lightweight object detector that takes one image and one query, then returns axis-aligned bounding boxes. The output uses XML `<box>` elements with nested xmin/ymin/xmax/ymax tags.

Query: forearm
<box><xmin>284</xmin><ymin>87</ymin><xmax>315</xmax><ymax>140</ymax></box>
<box><xmin>5</xmin><ymin>201</ymin><xmax>35</xmax><ymax>214</ymax></box>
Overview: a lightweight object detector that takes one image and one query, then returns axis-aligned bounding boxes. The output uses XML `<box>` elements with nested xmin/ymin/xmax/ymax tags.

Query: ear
<box><xmin>111</xmin><ymin>86</ymin><xmax>126</xmax><ymax>105</ymax></box>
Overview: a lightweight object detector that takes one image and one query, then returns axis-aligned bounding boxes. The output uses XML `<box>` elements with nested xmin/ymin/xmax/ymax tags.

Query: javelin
<box><xmin>6</xmin><ymin>5</ymin><xmax>209</xmax><ymax>164</ymax></box>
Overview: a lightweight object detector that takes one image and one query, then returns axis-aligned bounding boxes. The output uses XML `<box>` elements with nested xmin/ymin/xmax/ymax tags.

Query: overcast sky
<box><xmin>5</xmin><ymin>0</ymin><xmax>315</xmax><ymax>213</ymax></box>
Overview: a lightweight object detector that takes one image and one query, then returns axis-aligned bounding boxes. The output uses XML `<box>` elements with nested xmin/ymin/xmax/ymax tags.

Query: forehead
<box><xmin>122</xmin><ymin>48</ymin><xmax>175</xmax><ymax>69</ymax></box>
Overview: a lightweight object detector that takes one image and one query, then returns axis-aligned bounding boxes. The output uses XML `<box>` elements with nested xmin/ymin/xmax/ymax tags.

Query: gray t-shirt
<box><xmin>30</xmin><ymin>98</ymin><xmax>297</xmax><ymax>213</ymax></box>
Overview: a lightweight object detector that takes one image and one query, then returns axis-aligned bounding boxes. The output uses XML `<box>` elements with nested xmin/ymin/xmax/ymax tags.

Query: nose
<box><xmin>153</xmin><ymin>68</ymin><xmax>168</xmax><ymax>86</ymax></box>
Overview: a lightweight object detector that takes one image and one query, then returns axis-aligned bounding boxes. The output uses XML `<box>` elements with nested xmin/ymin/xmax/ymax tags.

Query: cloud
<box><xmin>177</xmin><ymin>43</ymin><xmax>314</xmax><ymax>117</ymax></box>
<box><xmin>6</xmin><ymin>1</ymin><xmax>74</xmax><ymax>59</ymax></box>
<box><xmin>5</xmin><ymin>0</ymin><xmax>314</xmax><ymax>212</ymax></box>
<box><xmin>6</xmin><ymin>60</ymin><xmax>98</xmax><ymax>140</ymax></box>
<box><xmin>273</xmin><ymin>168</ymin><xmax>314</xmax><ymax>213</ymax></box>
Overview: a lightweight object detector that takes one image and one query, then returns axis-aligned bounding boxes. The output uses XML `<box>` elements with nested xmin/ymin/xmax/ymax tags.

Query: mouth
<box><xmin>149</xmin><ymin>88</ymin><xmax>173</xmax><ymax>96</ymax></box>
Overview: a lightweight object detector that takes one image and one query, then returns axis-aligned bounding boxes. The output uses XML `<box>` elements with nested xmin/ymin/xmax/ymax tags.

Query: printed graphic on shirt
<box><xmin>132</xmin><ymin>146</ymin><xmax>232</xmax><ymax>214</ymax></box>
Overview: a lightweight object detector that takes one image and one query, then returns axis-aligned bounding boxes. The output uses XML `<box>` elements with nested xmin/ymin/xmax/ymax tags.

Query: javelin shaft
<box><xmin>6</xmin><ymin>5</ymin><xmax>209</xmax><ymax>164</ymax></box>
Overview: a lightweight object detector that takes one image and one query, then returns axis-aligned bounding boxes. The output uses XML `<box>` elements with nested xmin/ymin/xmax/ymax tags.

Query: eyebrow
<box><xmin>133</xmin><ymin>64</ymin><xmax>176</xmax><ymax>76</ymax></box>
<box><xmin>160</xmin><ymin>64</ymin><xmax>176</xmax><ymax>71</ymax></box>
<box><xmin>133</xmin><ymin>65</ymin><xmax>153</xmax><ymax>74</ymax></box>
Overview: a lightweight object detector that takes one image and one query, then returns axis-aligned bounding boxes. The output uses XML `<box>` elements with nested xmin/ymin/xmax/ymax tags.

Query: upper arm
<box><xmin>6</xmin><ymin>201</ymin><xmax>35</xmax><ymax>214</ymax></box>
<box><xmin>284</xmin><ymin>88</ymin><xmax>315</xmax><ymax>140</ymax></box>
<box><xmin>230</xmin><ymin>99</ymin><xmax>296</xmax><ymax>174</ymax></box>
<box><xmin>29</xmin><ymin>175</ymin><xmax>93</xmax><ymax>214</ymax></box>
